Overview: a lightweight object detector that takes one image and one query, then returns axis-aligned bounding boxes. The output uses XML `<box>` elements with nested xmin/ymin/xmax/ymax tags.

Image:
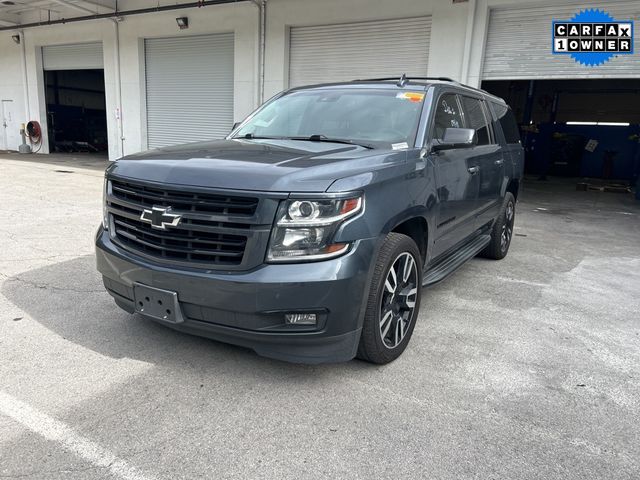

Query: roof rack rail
<box><xmin>353</xmin><ymin>75</ymin><xmax>456</xmax><ymax>85</ymax></box>
<box><xmin>349</xmin><ymin>74</ymin><xmax>498</xmax><ymax>97</ymax></box>
<box><xmin>408</xmin><ymin>76</ymin><xmax>456</xmax><ymax>82</ymax></box>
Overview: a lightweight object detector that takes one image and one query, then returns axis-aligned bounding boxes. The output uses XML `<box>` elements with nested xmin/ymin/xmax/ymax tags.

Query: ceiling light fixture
<box><xmin>567</xmin><ymin>121</ymin><xmax>630</xmax><ymax>127</ymax></box>
<box><xmin>176</xmin><ymin>17</ymin><xmax>188</xmax><ymax>30</ymax></box>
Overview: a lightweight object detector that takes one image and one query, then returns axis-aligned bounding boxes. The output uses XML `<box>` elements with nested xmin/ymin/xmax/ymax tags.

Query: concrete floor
<box><xmin>0</xmin><ymin>152</ymin><xmax>110</xmax><ymax>171</ymax></box>
<box><xmin>0</xmin><ymin>156</ymin><xmax>639</xmax><ymax>480</ymax></box>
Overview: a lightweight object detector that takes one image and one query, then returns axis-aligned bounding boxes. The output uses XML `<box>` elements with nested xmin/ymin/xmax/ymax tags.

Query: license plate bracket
<box><xmin>133</xmin><ymin>283</ymin><xmax>184</xmax><ymax>324</ymax></box>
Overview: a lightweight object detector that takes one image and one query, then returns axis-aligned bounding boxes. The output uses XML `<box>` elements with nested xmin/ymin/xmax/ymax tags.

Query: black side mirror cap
<box><xmin>231</xmin><ymin>121</ymin><xmax>241</xmax><ymax>131</ymax></box>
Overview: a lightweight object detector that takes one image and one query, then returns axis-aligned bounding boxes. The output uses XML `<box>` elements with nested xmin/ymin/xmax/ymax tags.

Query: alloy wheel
<box><xmin>501</xmin><ymin>200</ymin><xmax>515</xmax><ymax>253</ymax></box>
<box><xmin>379</xmin><ymin>252</ymin><xmax>419</xmax><ymax>349</ymax></box>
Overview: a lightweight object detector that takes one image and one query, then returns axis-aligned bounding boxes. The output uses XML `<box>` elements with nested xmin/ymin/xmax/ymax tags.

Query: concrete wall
<box><xmin>0</xmin><ymin>35</ymin><xmax>26</xmax><ymax>150</ymax></box>
<box><xmin>16</xmin><ymin>20</ymin><xmax>119</xmax><ymax>158</ymax></box>
<box><xmin>262</xmin><ymin>0</ymin><xmax>471</xmax><ymax>98</ymax></box>
<box><xmin>2</xmin><ymin>1</ymin><xmax>257</xmax><ymax>159</ymax></box>
<box><xmin>114</xmin><ymin>2</ymin><xmax>257</xmax><ymax>158</ymax></box>
<box><xmin>1</xmin><ymin>0</ymin><xmax>619</xmax><ymax>159</ymax></box>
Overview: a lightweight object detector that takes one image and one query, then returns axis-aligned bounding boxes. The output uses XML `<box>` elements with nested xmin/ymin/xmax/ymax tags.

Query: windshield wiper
<box><xmin>238</xmin><ymin>133</ymin><xmax>375</xmax><ymax>149</ymax></box>
<box><xmin>238</xmin><ymin>133</ymin><xmax>284</xmax><ymax>140</ymax></box>
<box><xmin>289</xmin><ymin>134</ymin><xmax>374</xmax><ymax>150</ymax></box>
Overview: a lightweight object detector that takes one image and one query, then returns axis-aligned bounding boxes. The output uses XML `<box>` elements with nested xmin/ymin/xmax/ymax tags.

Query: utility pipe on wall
<box><xmin>251</xmin><ymin>0</ymin><xmax>266</xmax><ymax>106</ymax></box>
<box><xmin>0</xmin><ymin>0</ymin><xmax>250</xmax><ymax>32</ymax></box>
<box><xmin>460</xmin><ymin>0</ymin><xmax>477</xmax><ymax>84</ymax></box>
<box><xmin>112</xmin><ymin>18</ymin><xmax>124</xmax><ymax>158</ymax></box>
<box><xmin>19</xmin><ymin>30</ymin><xmax>30</xmax><ymax>121</ymax></box>
<box><xmin>259</xmin><ymin>0</ymin><xmax>266</xmax><ymax>105</ymax></box>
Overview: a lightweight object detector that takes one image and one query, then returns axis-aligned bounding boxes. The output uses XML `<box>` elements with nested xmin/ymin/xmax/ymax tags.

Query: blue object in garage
<box><xmin>578</xmin><ymin>125</ymin><xmax>638</xmax><ymax>179</ymax></box>
<box><xmin>634</xmin><ymin>137</ymin><xmax>640</xmax><ymax>200</ymax></box>
<box><xmin>530</xmin><ymin>123</ymin><xmax>640</xmax><ymax>181</ymax></box>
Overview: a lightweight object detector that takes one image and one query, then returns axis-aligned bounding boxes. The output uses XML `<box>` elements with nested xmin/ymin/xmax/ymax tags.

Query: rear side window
<box><xmin>492</xmin><ymin>103</ymin><xmax>521</xmax><ymax>144</ymax></box>
<box><xmin>432</xmin><ymin>93</ymin><xmax>464</xmax><ymax>140</ymax></box>
<box><xmin>460</xmin><ymin>96</ymin><xmax>492</xmax><ymax>145</ymax></box>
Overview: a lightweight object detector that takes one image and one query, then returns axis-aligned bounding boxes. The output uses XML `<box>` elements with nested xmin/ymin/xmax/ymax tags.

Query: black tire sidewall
<box><xmin>501</xmin><ymin>196</ymin><xmax>516</xmax><ymax>255</ymax></box>
<box><xmin>358</xmin><ymin>233</ymin><xmax>423</xmax><ymax>364</ymax></box>
<box><xmin>481</xmin><ymin>192</ymin><xmax>516</xmax><ymax>260</ymax></box>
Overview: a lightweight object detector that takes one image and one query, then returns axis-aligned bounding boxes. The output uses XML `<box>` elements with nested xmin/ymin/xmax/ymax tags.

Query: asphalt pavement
<box><xmin>1</xmin><ymin>155</ymin><xmax>639</xmax><ymax>479</ymax></box>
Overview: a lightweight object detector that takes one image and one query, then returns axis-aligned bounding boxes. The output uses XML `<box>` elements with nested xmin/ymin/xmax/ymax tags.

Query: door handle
<box><xmin>468</xmin><ymin>166</ymin><xmax>480</xmax><ymax>174</ymax></box>
<box><xmin>494</xmin><ymin>159</ymin><xmax>504</xmax><ymax>165</ymax></box>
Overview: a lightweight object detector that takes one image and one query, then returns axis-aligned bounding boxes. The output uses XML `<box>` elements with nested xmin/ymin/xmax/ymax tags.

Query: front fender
<box><xmin>332</xmin><ymin>152</ymin><xmax>438</xmax><ymax>262</ymax></box>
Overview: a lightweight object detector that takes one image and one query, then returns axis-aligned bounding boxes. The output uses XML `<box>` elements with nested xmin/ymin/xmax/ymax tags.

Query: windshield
<box><xmin>233</xmin><ymin>88</ymin><xmax>426</xmax><ymax>148</ymax></box>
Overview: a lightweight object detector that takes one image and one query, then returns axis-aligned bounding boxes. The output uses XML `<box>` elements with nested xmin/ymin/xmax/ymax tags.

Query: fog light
<box><xmin>285</xmin><ymin>313</ymin><xmax>317</xmax><ymax>325</ymax></box>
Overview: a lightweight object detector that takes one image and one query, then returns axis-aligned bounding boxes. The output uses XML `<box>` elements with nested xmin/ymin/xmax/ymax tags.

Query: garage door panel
<box><xmin>483</xmin><ymin>2</ymin><xmax>640</xmax><ymax>80</ymax></box>
<box><xmin>145</xmin><ymin>33</ymin><xmax>234</xmax><ymax>149</ymax></box>
<box><xmin>289</xmin><ymin>17</ymin><xmax>431</xmax><ymax>87</ymax></box>
<box><xmin>42</xmin><ymin>43</ymin><xmax>103</xmax><ymax>70</ymax></box>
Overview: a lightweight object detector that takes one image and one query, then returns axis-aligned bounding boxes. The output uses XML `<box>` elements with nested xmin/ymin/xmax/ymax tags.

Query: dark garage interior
<box><xmin>482</xmin><ymin>79</ymin><xmax>640</xmax><ymax>193</ymax></box>
<box><xmin>44</xmin><ymin>69</ymin><xmax>108</xmax><ymax>154</ymax></box>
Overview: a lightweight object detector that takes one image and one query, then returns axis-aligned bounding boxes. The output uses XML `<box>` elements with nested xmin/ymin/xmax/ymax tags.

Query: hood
<box><xmin>108</xmin><ymin>138</ymin><xmax>407</xmax><ymax>193</ymax></box>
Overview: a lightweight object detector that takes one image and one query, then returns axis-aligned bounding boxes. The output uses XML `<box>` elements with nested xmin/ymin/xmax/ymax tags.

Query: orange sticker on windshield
<box><xmin>396</xmin><ymin>92</ymin><xmax>425</xmax><ymax>103</ymax></box>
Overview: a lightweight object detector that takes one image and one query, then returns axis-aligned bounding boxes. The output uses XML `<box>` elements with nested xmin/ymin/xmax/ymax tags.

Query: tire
<box><xmin>480</xmin><ymin>192</ymin><xmax>516</xmax><ymax>260</ymax></box>
<box><xmin>357</xmin><ymin>233</ymin><xmax>422</xmax><ymax>364</ymax></box>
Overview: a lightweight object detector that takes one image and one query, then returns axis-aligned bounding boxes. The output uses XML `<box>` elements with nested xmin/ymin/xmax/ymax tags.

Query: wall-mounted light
<box><xmin>11</xmin><ymin>34</ymin><xmax>20</xmax><ymax>44</ymax></box>
<box><xmin>176</xmin><ymin>17</ymin><xmax>189</xmax><ymax>30</ymax></box>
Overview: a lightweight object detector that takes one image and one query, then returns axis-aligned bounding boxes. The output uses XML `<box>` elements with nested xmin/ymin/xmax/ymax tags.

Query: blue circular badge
<box><xmin>570</xmin><ymin>9</ymin><xmax>616</xmax><ymax>66</ymax></box>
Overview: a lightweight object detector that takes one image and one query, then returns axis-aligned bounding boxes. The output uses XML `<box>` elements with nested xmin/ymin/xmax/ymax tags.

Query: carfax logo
<box><xmin>552</xmin><ymin>9</ymin><xmax>634</xmax><ymax>66</ymax></box>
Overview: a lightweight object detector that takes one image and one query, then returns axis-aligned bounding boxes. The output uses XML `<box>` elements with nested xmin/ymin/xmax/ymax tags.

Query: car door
<box><xmin>458</xmin><ymin>95</ymin><xmax>505</xmax><ymax>229</ymax></box>
<box><xmin>428</xmin><ymin>92</ymin><xmax>480</xmax><ymax>259</ymax></box>
<box><xmin>490</xmin><ymin>101</ymin><xmax>524</xmax><ymax>183</ymax></box>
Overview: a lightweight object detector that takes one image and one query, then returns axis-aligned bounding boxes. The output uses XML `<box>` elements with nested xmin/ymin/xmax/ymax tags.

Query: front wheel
<box><xmin>357</xmin><ymin>233</ymin><xmax>422</xmax><ymax>364</ymax></box>
<box><xmin>480</xmin><ymin>192</ymin><xmax>516</xmax><ymax>260</ymax></box>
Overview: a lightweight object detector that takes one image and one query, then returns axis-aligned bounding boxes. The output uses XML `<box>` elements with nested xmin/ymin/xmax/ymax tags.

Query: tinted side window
<box><xmin>492</xmin><ymin>103</ymin><xmax>521</xmax><ymax>144</ymax></box>
<box><xmin>432</xmin><ymin>93</ymin><xmax>463</xmax><ymax>140</ymax></box>
<box><xmin>460</xmin><ymin>96</ymin><xmax>492</xmax><ymax>145</ymax></box>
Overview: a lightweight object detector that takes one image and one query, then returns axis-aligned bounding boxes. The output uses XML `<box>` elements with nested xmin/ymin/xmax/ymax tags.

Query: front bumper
<box><xmin>96</xmin><ymin>228</ymin><xmax>378</xmax><ymax>363</ymax></box>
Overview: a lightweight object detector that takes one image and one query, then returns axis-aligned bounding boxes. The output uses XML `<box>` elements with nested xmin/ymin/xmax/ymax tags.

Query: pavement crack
<box><xmin>5</xmin><ymin>276</ymin><xmax>102</xmax><ymax>294</ymax></box>
<box><xmin>0</xmin><ymin>464</ymin><xmax>105</xmax><ymax>479</ymax></box>
<box><xmin>0</xmin><ymin>254</ymin><xmax>86</xmax><ymax>262</ymax></box>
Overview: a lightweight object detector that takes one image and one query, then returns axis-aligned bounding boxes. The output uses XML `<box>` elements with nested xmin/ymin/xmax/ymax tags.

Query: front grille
<box><xmin>110</xmin><ymin>180</ymin><xmax>258</xmax><ymax>216</ymax></box>
<box><xmin>107</xmin><ymin>178</ymin><xmax>259</xmax><ymax>267</ymax></box>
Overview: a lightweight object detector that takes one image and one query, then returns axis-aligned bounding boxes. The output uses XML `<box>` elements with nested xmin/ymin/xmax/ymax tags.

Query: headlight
<box><xmin>267</xmin><ymin>195</ymin><xmax>362</xmax><ymax>262</ymax></box>
<box><xmin>102</xmin><ymin>178</ymin><xmax>109</xmax><ymax>229</ymax></box>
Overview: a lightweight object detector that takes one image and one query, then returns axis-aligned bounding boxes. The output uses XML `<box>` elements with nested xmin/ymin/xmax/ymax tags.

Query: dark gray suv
<box><xmin>96</xmin><ymin>76</ymin><xmax>524</xmax><ymax>364</ymax></box>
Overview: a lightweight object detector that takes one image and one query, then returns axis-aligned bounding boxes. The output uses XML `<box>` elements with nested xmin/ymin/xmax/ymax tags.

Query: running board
<box><xmin>423</xmin><ymin>234</ymin><xmax>491</xmax><ymax>286</ymax></box>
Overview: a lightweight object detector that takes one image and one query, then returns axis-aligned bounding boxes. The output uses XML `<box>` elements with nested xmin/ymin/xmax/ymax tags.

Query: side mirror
<box><xmin>231</xmin><ymin>121</ymin><xmax>241</xmax><ymax>132</ymax></box>
<box><xmin>432</xmin><ymin>128</ymin><xmax>476</xmax><ymax>151</ymax></box>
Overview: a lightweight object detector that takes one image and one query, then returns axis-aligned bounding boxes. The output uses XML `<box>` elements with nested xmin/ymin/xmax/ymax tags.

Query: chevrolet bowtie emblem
<box><xmin>140</xmin><ymin>206</ymin><xmax>182</xmax><ymax>230</ymax></box>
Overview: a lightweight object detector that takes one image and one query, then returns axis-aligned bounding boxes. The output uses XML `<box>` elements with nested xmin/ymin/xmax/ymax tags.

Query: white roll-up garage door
<box><xmin>145</xmin><ymin>33</ymin><xmax>234</xmax><ymax>149</ymax></box>
<box><xmin>483</xmin><ymin>2</ymin><xmax>640</xmax><ymax>80</ymax></box>
<box><xmin>289</xmin><ymin>17</ymin><xmax>431</xmax><ymax>88</ymax></box>
<box><xmin>42</xmin><ymin>42</ymin><xmax>103</xmax><ymax>70</ymax></box>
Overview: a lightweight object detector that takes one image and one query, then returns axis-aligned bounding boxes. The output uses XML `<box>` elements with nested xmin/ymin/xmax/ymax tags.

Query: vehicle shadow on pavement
<box><xmin>1</xmin><ymin>255</ymin><xmax>372</xmax><ymax>375</ymax></box>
